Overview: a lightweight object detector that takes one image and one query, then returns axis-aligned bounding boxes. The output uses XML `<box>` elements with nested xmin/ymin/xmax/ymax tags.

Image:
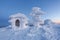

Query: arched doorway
<box><xmin>15</xmin><ymin>19</ymin><xmax>20</xmax><ymax>27</ymax></box>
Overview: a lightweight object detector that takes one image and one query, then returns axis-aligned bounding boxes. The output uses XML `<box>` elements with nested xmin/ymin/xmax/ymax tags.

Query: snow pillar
<box><xmin>30</xmin><ymin>7</ymin><xmax>44</xmax><ymax>28</ymax></box>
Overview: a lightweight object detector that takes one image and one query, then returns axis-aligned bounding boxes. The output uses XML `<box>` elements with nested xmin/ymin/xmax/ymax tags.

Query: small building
<box><xmin>9</xmin><ymin>13</ymin><xmax>29</xmax><ymax>31</ymax></box>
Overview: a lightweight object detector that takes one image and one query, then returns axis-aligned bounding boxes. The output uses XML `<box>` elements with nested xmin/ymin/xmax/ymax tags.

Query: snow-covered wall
<box><xmin>9</xmin><ymin>13</ymin><xmax>29</xmax><ymax>31</ymax></box>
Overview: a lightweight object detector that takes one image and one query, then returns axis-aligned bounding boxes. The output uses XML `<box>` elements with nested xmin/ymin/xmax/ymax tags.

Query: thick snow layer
<box><xmin>9</xmin><ymin>13</ymin><xmax>28</xmax><ymax>19</ymax></box>
<box><xmin>30</xmin><ymin>7</ymin><xmax>44</xmax><ymax>16</ymax></box>
<box><xmin>0</xmin><ymin>24</ymin><xmax>60</xmax><ymax>40</ymax></box>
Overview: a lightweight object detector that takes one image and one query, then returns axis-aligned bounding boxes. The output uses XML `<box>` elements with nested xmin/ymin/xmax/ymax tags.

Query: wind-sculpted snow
<box><xmin>0</xmin><ymin>24</ymin><xmax>60</xmax><ymax>40</ymax></box>
<box><xmin>0</xmin><ymin>7</ymin><xmax>60</xmax><ymax>40</ymax></box>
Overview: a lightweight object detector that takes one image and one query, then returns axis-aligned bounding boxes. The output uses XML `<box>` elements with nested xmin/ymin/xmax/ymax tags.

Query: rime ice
<box><xmin>0</xmin><ymin>7</ymin><xmax>60</xmax><ymax>40</ymax></box>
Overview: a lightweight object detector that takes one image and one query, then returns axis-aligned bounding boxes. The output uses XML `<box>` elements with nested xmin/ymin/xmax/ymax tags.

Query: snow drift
<box><xmin>0</xmin><ymin>7</ymin><xmax>60</xmax><ymax>40</ymax></box>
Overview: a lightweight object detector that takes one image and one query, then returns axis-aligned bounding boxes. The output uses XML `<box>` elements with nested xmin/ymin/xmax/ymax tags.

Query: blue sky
<box><xmin>0</xmin><ymin>0</ymin><xmax>60</xmax><ymax>26</ymax></box>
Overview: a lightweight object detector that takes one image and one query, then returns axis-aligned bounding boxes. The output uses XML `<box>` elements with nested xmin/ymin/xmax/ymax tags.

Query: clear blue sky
<box><xmin>0</xmin><ymin>0</ymin><xmax>60</xmax><ymax>26</ymax></box>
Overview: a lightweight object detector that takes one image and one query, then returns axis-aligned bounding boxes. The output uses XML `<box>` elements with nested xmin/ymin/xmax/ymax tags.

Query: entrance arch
<box><xmin>15</xmin><ymin>19</ymin><xmax>20</xmax><ymax>27</ymax></box>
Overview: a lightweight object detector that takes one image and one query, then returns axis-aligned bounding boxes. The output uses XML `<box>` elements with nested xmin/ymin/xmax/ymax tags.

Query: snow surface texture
<box><xmin>0</xmin><ymin>7</ymin><xmax>60</xmax><ymax>40</ymax></box>
<box><xmin>0</xmin><ymin>22</ymin><xmax>60</xmax><ymax>40</ymax></box>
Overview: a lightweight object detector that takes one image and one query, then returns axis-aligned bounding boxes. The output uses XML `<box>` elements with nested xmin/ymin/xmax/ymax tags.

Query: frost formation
<box><xmin>0</xmin><ymin>7</ymin><xmax>60</xmax><ymax>40</ymax></box>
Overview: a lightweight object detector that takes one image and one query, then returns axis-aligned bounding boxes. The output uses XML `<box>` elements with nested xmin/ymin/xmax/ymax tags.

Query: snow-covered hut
<box><xmin>9</xmin><ymin>13</ymin><xmax>29</xmax><ymax>30</ymax></box>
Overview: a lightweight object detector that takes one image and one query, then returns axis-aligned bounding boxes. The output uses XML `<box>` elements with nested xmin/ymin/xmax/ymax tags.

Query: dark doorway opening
<box><xmin>15</xmin><ymin>19</ymin><xmax>20</xmax><ymax>27</ymax></box>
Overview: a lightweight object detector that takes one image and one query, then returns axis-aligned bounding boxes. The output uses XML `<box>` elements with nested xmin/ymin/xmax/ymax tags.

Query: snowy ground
<box><xmin>0</xmin><ymin>24</ymin><xmax>60</xmax><ymax>40</ymax></box>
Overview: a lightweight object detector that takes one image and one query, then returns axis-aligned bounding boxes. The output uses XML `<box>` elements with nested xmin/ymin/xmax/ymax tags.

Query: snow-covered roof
<box><xmin>9</xmin><ymin>13</ymin><xmax>26</xmax><ymax>18</ymax></box>
<box><xmin>9</xmin><ymin>13</ymin><xmax>28</xmax><ymax>20</ymax></box>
